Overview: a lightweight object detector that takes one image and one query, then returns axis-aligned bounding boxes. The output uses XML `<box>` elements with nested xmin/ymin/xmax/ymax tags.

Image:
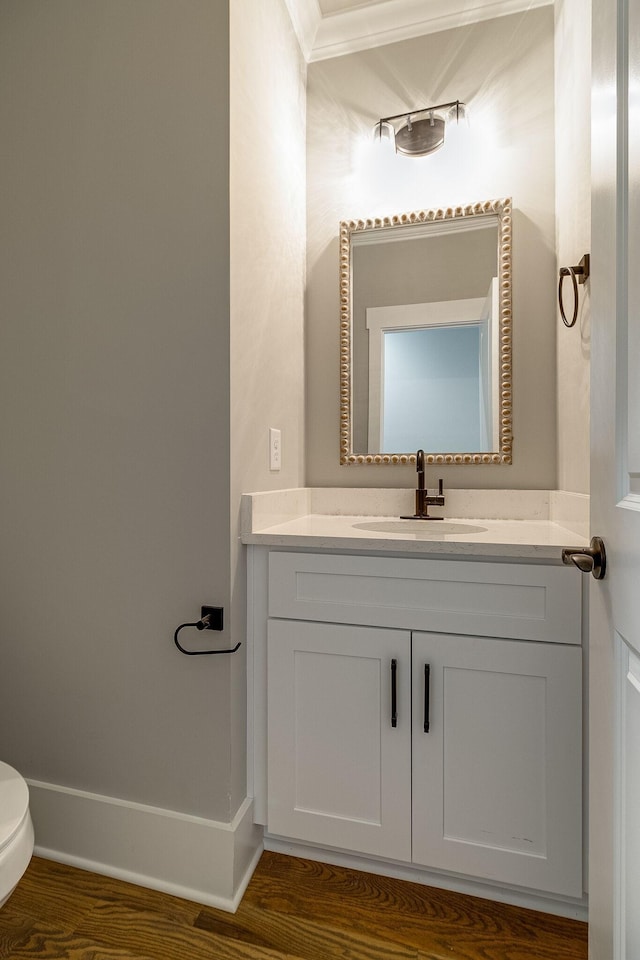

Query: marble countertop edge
<box><xmin>241</xmin><ymin>513</ymin><xmax>588</xmax><ymax>561</ymax></box>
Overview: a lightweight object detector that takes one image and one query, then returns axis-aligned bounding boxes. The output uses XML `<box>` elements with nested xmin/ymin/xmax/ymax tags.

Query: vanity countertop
<box><xmin>240</xmin><ymin>488</ymin><xmax>590</xmax><ymax>561</ymax></box>
<box><xmin>241</xmin><ymin>513</ymin><xmax>588</xmax><ymax>561</ymax></box>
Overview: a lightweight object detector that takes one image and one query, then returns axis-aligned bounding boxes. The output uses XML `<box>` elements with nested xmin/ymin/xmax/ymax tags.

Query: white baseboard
<box><xmin>265</xmin><ymin>836</ymin><xmax>588</xmax><ymax>921</ymax></box>
<box><xmin>27</xmin><ymin>779</ymin><xmax>263</xmax><ymax>912</ymax></box>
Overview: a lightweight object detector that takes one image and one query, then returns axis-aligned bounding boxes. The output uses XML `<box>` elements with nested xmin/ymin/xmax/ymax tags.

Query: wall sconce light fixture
<box><xmin>374</xmin><ymin>100</ymin><xmax>467</xmax><ymax>157</ymax></box>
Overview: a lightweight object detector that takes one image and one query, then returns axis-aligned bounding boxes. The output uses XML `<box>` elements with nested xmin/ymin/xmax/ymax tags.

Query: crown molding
<box><xmin>282</xmin><ymin>0</ymin><xmax>323</xmax><ymax>61</ymax></box>
<box><xmin>284</xmin><ymin>0</ymin><xmax>553</xmax><ymax>62</ymax></box>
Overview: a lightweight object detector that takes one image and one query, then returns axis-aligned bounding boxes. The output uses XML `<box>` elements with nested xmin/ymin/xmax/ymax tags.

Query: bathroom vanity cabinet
<box><xmin>247</xmin><ymin>546</ymin><xmax>584</xmax><ymax>902</ymax></box>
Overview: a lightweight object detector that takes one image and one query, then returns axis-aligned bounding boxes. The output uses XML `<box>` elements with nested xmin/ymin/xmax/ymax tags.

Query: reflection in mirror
<box><xmin>339</xmin><ymin>199</ymin><xmax>512</xmax><ymax>465</ymax></box>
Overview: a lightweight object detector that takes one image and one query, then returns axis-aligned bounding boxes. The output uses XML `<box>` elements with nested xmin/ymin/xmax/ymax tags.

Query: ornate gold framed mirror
<box><xmin>339</xmin><ymin>197</ymin><xmax>512</xmax><ymax>465</ymax></box>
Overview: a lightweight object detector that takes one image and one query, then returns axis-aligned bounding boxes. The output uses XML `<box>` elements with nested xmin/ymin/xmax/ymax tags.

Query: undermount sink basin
<box><xmin>351</xmin><ymin>520</ymin><xmax>488</xmax><ymax>535</ymax></box>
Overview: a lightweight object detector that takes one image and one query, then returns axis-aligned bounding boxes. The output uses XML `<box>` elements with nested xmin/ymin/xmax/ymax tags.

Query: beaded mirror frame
<box><xmin>339</xmin><ymin>197</ymin><xmax>513</xmax><ymax>465</ymax></box>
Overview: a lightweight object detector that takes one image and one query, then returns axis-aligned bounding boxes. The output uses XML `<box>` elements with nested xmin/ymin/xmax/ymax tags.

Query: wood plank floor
<box><xmin>0</xmin><ymin>851</ymin><xmax>587</xmax><ymax>959</ymax></box>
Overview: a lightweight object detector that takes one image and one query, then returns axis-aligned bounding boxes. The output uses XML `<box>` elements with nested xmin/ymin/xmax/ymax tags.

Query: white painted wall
<box><xmin>229</xmin><ymin>0</ymin><xmax>306</xmax><ymax>812</ymax></box>
<box><xmin>555</xmin><ymin>0</ymin><xmax>591</xmax><ymax>495</ymax></box>
<box><xmin>306</xmin><ymin>8</ymin><xmax>557</xmax><ymax>488</ymax></box>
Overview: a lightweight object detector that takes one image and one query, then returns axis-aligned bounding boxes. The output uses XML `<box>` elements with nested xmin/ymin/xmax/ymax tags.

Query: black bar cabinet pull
<box><xmin>391</xmin><ymin>658</ymin><xmax>397</xmax><ymax>728</ymax></box>
<box><xmin>424</xmin><ymin>663</ymin><xmax>431</xmax><ymax>733</ymax></box>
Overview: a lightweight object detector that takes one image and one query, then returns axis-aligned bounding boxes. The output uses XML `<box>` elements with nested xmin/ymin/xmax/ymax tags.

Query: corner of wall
<box><xmin>29</xmin><ymin>780</ymin><xmax>263</xmax><ymax>912</ymax></box>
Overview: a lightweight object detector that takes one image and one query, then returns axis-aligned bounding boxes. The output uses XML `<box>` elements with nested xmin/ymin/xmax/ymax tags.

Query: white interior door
<box><xmin>591</xmin><ymin>0</ymin><xmax>640</xmax><ymax>956</ymax></box>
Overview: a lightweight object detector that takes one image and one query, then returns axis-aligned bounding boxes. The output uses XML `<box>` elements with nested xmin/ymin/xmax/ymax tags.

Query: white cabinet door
<box><xmin>267</xmin><ymin>619</ymin><xmax>411</xmax><ymax>860</ymax></box>
<box><xmin>412</xmin><ymin>632</ymin><xmax>582</xmax><ymax>897</ymax></box>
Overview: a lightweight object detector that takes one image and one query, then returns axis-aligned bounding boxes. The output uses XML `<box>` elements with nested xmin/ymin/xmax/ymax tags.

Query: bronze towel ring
<box><xmin>559</xmin><ymin>254</ymin><xmax>590</xmax><ymax>327</ymax></box>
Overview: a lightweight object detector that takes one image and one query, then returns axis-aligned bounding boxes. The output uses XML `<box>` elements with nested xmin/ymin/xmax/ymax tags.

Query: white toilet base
<box><xmin>0</xmin><ymin>810</ymin><xmax>34</xmax><ymax>908</ymax></box>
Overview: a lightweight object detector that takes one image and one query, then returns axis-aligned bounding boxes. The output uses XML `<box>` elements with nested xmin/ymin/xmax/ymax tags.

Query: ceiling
<box><xmin>283</xmin><ymin>0</ymin><xmax>553</xmax><ymax>61</ymax></box>
<box><xmin>317</xmin><ymin>0</ymin><xmax>390</xmax><ymax>13</ymax></box>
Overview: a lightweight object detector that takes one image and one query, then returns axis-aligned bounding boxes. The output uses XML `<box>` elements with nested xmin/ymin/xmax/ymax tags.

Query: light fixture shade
<box><xmin>447</xmin><ymin>101</ymin><xmax>468</xmax><ymax>123</ymax></box>
<box><xmin>394</xmin><ymin>116</ymin><xmax>445</xmax><ymax>157</ymax></box>
<box><xmin>373</xmin><ymin>120</ymin><xmax>395</xmax><ymax>145</ymax></box>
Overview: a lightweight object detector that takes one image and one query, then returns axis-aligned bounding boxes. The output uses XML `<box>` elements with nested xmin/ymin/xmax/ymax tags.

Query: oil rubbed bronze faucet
<box><xmin>400</xmin><ymin>449</ymin><xmax>445</xmax><ymax>520</ymax></box>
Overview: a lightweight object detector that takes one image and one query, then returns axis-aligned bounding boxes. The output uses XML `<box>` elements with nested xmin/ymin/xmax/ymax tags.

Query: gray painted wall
<box><xmin>0</xmin><ymin>0</ymin><xmax>305</xmax><ymax>825</ymax></box>
<box><xmin>0</xmin><ymin>0</ymin><xmax>227</xmax><ymax>821</ymax></box>
<box><xmin>306</xmin><ymin>8</ymin><xmax>557</xmax><ymax>488</ymax></box>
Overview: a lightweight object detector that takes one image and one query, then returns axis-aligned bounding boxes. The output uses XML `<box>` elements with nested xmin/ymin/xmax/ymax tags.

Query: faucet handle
<box><xmin>424</xmin><ymin>478</ymin><xmax>445</xmax><ymax>508</ymax></box>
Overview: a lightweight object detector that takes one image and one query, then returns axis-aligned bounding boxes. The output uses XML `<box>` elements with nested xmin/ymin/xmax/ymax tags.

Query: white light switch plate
<box><xmin>269</xmin><ymin>427</ymin><xmax>281</xmax><ymax>471</ymax></box>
